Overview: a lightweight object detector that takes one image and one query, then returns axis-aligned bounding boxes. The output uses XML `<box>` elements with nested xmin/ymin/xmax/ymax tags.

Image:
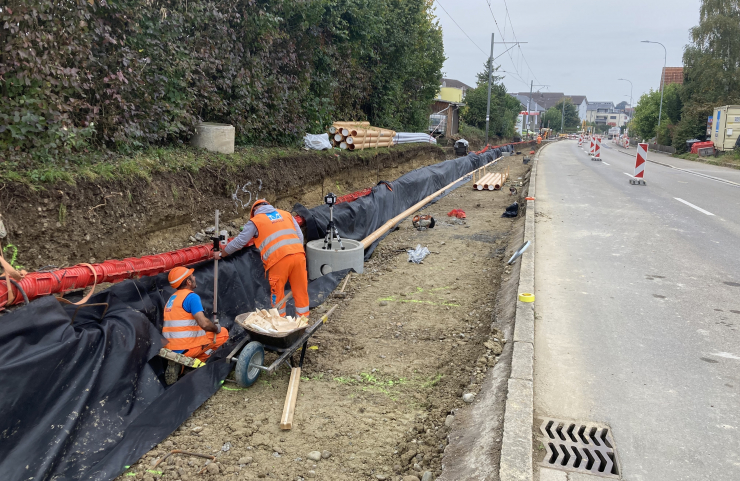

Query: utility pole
<box><xmin>526</xmin><ymin>80</ymin><xmax>533</xmax><ymax>138</ymax></box>
<box><xmin>485</xmin><ymin>33</ymin><xmax>494</xmax><ymax>146</ymax></box>
<box><xmin>561</xmin><ymin>99</ymin><xmax>565</xmax><ymax>133</ymax></box>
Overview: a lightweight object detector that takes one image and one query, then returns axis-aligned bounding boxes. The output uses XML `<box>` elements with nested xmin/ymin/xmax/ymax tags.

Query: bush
<box><xmin>656</xmin><ymin>124</ymin><xmax>674</xmax><ymax>146</ymax></box>
<box><xmin>0</xmin><ymin>0</ymin><xmax>444</xmax><ymax>162</ymax></box>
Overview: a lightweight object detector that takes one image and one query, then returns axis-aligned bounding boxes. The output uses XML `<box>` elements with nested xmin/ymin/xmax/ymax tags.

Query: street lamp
<box><xmin>641</xmin><ymin>40</ymin><xmax>667</xmax><ymax>133</ymax></box>
<box><xmin>618</xmin><ymin>78</ymin><xmax>633</xmax><ymax>133</ymax></box>
<box><xmin>617</xmin><ymin>78</ymin><xmax>633</xmax><ymax>120</ymax></box>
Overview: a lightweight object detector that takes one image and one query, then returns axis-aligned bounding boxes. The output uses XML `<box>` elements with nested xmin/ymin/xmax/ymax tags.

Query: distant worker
<box><xmin>218</xmin><ymin>199</ymin><xmax>309</xmax><ymax>318</ymax></box>
<box><xmin>163</xmin><ymin>267</ymin><xmax>229</xmax><ymax>360</ymax></box>
<box><xmin>537</xmin><ymin>135</ymin><xmax>542</xmax><ymax>145</ymax></box>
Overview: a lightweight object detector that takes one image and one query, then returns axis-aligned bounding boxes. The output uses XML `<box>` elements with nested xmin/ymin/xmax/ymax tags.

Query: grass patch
<box><xmin>2</xmin><ymin>143</ymin><xmax>441</xmax><ymax>187</ymax></box>
<box><xmin>674</xmin><ymin>150</ymin><xmax>740</xmax><ymax>169</ymax></box>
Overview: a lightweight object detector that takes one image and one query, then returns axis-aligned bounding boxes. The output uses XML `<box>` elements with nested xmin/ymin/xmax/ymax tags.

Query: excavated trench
<box><xmin>112</xmin><ymin>151</ymin><xmax>534</xmax><ymax>481</ymax></box>
<box><xmin>0</xmin><ymin>145</ymin><xmax>445</xmax><ymax>270</ymax></box>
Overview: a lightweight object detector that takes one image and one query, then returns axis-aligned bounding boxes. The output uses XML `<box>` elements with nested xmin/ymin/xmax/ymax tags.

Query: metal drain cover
<box><xmin>537</xmin><ymin>417</ymin><xmax>620</xmax><ymax>478</ymax></box>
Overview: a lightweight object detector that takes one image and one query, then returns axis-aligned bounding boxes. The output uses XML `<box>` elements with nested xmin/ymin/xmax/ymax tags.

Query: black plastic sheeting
<box><xmin>0</xmin><ymin>146</ymin><xmax>512</xmax><ymax>481</ymax></box>
<box><xmin>294</xmin><ymin>146</ymin><xmax>508</xmax><ymax>256</ymax></box>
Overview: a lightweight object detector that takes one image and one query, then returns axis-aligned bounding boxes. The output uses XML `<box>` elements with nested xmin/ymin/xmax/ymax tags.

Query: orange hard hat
<box><xmin>250</xmin><ymin>199</ymin><xmax>270</xmax><ymax>218</ymax></box>
<box><xmin>168</xmin><ymin>266</ymin><xmax>194</xmax><ymax>288</ymax></box>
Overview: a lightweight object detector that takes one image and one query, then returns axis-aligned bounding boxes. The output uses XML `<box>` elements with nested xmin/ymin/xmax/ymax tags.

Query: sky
<box><xmin>433</xmin><ymin>0</ymin><xmax>702</xmax><ymax>107</ymax></box>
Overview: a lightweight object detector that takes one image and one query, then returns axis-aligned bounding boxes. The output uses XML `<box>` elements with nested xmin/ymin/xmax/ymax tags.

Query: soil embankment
<box><xmin>117</xmin><ymin>152</ymin><xmax>533</xmax><ymax>481</ymax></box>
<box><xmin>0</xmin><ymin>145</ymin><xmax>444</xmax><ymax>269</ymax></box>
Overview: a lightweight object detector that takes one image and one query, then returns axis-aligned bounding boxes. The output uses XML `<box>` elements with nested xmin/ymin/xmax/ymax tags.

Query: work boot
<box><xmin>165</xmin><ymin>360</ymin><xmax>180</xmax><ymax>385</ymax></box>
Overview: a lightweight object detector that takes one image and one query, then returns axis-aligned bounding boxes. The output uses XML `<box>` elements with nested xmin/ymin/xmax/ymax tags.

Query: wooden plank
<box><xmin>280</xmin><ymin>367</ymin><xmax>301</xmax><ymax>430</ymax></box>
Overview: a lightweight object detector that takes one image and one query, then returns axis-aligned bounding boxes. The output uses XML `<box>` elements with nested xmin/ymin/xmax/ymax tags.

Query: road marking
<box><xmin>712</xmin><ymin>352</ymin><xmax>740</xmax><ymax>360</ymax></box>
<box><xmin>602</xmin><ymin>162</ymin><xmax>610</xmax><ymax>165</ymax></box>
<box><xmin>623</xmin><ymin>173</ymin><xmax>634</xmax><ymax>177</ymax></box>
<box><xmin>674</xmin><ymin>198</ymin><xmax>715</xmax><ymax>216</ymax></box>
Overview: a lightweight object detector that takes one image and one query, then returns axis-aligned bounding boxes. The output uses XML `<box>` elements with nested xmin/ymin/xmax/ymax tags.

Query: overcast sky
<box><xmin>433</xmin><ymin>0</ymin><xmax>701</xmax><ymax>106</ymax></box>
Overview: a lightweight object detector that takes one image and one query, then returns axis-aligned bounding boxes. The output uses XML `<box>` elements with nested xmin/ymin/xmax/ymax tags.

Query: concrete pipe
<box><xmin>306</xmin><ymin>238</ymin><xmax>364</xmax><ymax>280</ymax></box>
<box><xmin>333</xmin><ymin>121</ymin><xmax>370</xmax><ymax>127</ymax></box>
<box><xmin>334</xmin><ymin>133</ymin><xmax>344</xmax><ymax>142</ymax></box>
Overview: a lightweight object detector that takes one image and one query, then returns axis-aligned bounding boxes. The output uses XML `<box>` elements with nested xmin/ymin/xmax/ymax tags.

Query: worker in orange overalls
<box><xmin>218</xmin><ymin>199</ymin><xmax>309</xmax><ymax>318</ymax></box>
<box><xmin>537</xmin><ymin>134</ymin><xmax>542</xmax><ymax>145</ymax></box>
<box><xmin>162</xmin><ymin>266</ymin><xmax>229</xmax><ymax>382</ymax></box>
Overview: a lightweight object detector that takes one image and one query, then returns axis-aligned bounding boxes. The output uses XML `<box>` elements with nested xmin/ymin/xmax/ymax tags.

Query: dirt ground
<box><xmin>118</xmin><ymin>152</ymin><xmax>532</xmax><ymax>481</ymax></box>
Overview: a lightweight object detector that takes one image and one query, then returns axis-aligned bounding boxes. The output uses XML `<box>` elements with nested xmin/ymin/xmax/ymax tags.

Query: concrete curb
<box><xmin>498</xmin><ymin>142</ymin><xmax>551</xmax><ymax>481</ymax></box>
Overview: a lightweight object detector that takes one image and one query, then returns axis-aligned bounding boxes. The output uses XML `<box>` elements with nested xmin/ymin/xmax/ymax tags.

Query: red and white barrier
<box><xmin>594</xmin><ymin>137</ymin><xmax>602</xmax><ymax>159</ymax></box>
<box><xmin>630</xmin><ymin>143</ymin><xmax>647</xmax><ymax>185</ymax></box>
<box><xmin>624</xmin><ymin>136</ymin><xmax>630</xmax><ymax>149</ymax></box>
<box><xmin>578</xmin><ymin>135</ymin><xmax>583</xmax><ymax>147</ymax></box>
<box><xmin>589</xmin><ymin>137</ymin><xmax>595</xmax><ymax>156</ymax></box>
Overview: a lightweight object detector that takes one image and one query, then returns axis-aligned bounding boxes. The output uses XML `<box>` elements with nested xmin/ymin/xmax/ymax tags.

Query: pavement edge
<box><xmin>498</xmin><ymin>141</ymin><xmax>550</xmax><ymax>481</ymax></box>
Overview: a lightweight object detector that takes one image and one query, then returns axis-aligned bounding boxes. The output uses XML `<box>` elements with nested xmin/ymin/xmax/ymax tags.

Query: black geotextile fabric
<box><xmin>0</xmin><ymin>147</ymin><xmax>510</xmax><ymax>481</ymax></box>
<box><xmin>0</xmin><ymin>247</ymin><xmax>349</xmax><ymax>481</ymax></box>
<box><xmin>294</xmin><ymin>147</ymin><xmax>505</xmax><ymax>256</ymax></box>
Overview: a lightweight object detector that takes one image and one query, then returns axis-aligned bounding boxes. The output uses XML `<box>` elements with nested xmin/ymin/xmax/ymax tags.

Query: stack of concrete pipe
<box><xmin>328</xmin><ymin>122</ymin><xmax>396</xmax><ymax>150</ymax></box>
<box><xmin>472</xmin><ymin>167</ymin><xmax>509</xmax><ymax>191</ymax></box>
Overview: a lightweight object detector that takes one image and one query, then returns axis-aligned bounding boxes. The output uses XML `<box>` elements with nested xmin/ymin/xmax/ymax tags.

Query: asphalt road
<box><xmin>534</xmin><ymin>140</ymin><xmax>740</xmax><ymax>480</ymax></box>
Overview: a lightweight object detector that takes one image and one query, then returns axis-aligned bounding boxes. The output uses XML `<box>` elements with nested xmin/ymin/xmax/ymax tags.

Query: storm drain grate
<box><xmin>537</xmin><ymin>417</ymin><xmax>620</xmax><ymax>478</ymax></box>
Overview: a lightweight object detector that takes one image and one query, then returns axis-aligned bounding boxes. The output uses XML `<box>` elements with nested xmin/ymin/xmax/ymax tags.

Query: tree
<box><xmin>631</xmin><ymin>84</ymin><xmax>682</xmax><ymax>142</ymax></box>
<box><xmin>675</xmin><ymin>0</ymin><xmax>740</xmax><ymax>152</ymax></box>
<box><xmin>460</xmin><ymin>61</ymin><xmax>520</xmax><ymax>140</ymax></box>
<box><xmin>541</xmin><ymin>99</ymin><xmax>579</xmax><ymax>132</ymax></box>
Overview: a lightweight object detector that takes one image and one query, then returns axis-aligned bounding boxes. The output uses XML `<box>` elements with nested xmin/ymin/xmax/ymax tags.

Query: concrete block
<box><xmin>513</xmin><ymin>302</ymin><xmax>534</xmax><ymax>344</ymax></box>
<box><xmin>510</xmin><ymin>341</ymin><xmax>533</xmax><ymax>381</ymax></box>
<box><xmin>568</xmin><ymin>473</ymin><xmax>610</xmax><ymax>481</ymax></box>
<box><xmin>191</xmin><ymin>122</ymin><xmax>235</xmax><ymax>154</ymax></box>
<box><xmin>538</xmin><ymin>468</ymin><xmax>567</xmax><ymax>481</ymax></box>
<box><xmin>499</xmin><ymin>378</ymin><xmax>533</xmax><ymax>481</ymax></box>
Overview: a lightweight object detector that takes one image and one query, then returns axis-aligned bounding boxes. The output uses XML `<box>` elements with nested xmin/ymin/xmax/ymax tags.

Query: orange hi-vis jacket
<box><xmin>162</xmin><ymin>289</ymin><xmax>211</xmax><ymax>350</ymax></box>
<box><xmin>252</xmin><ymin>209</ymin><xmax>305</xmax><ymax>271</ymax></box>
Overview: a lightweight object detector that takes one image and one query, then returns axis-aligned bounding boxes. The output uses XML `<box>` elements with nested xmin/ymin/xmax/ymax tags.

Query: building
<box><xmin>513</xmin><ymin>92</ymin><xmax>589</xmax><ymax>120</ymax></box>
<box><xmin>660</xmin><ymin>67</ymin><xmax>683</xmax><ymax>90</ymax></box>
<box><xmin>586</xmin><ymin>101</ymin><xmax>629</xmax><ymax>127</ymax></box>
<box><xmin>569</xmin><ymin>95</ymin><xmax>589</xmax><ymax>122</ymax></box>
<box><xmin>510</xmin><ymin>94</ymin><xmax>546</xmax><ymax>133</ymax></box>
<box><xmin>437</xmin><ymin>78</ymin><xmax>473</xmax><ymax>103</ymax></box>
<box><xmin>586</xmin><ymin>102</ymin><xmax>615</xmax><ymax>124</ymax></box>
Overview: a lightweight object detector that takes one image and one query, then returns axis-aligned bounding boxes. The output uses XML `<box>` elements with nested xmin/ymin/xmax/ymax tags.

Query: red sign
<box><xmin>520</xmin><ymin>111</ymin><xmax>540</xmax><ymax>116</ymax></box>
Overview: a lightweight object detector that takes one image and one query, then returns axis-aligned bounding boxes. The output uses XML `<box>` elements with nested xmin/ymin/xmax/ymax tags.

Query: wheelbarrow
<box><xmin>226</xmin><ymin>305</ymin><xmax>337</xmax><ymax>388</ymax></box>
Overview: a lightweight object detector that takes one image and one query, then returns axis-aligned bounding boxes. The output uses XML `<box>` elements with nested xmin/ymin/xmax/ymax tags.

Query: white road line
<box><xmin>712</xmin><ymin>352</ymin><xmax>740</xmax><ymax>361</ymax></box>
<box><xmin>674</xmin><ymin>197</ymin><xmax>715</xmax><ymax>216</ymax></box>
<box><xmin>623</xmin><ymin>173</ymin><xmax>633</xmax><ymax>177</ymax></box>
<box><xmin>602</xmin><ymin>162</ymin><xmax>610</xmax><ymax>165</ymax></box>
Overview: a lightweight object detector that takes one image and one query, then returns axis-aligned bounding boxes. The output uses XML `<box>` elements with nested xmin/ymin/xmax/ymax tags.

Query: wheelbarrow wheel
<box><xmin>235</xmin><ymin>342</ymin><xmax>264</xmax><ymax>388</ymax></box>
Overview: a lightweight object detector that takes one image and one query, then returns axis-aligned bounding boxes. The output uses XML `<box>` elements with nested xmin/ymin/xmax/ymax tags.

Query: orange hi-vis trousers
<box><xmin>182</xmin><ymin>328</ymin><xmax>230</xmax><ymax>361</ymax></box>
<box><xmin>268</xmin><ymin>253</ymin><xmax>310</xmax><ymax>317</ymax></box>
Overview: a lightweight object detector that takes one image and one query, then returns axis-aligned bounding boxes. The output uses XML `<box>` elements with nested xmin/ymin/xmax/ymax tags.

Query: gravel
<box><xmin>307</xmin><ymin>451</ymin><xmax>322</xmax><ymax>462</ymax></box>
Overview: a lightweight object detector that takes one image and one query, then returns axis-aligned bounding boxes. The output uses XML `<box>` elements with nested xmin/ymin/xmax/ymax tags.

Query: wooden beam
<box><xmin>280</xmin><ymin>367</ymin><xmax>302</xmax><ymax>430</ymax></box>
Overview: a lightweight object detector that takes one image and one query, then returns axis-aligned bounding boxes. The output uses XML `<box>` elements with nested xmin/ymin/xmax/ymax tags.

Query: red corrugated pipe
<box><xmin>0</xmin><ymin>244</ymin><xmax>217</xmax><ymax>310</ymax></box>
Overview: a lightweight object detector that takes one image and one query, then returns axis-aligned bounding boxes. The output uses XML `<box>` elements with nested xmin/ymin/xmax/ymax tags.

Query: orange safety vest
<box><xmin>252</xmin><ymin>209</ymin><xmax>304</xmax><ymax>271</ymax></box>
<box><xmin>162</xmin><ymin>289</ymin><xmax>210</xmax><ymax>350</ymax></box>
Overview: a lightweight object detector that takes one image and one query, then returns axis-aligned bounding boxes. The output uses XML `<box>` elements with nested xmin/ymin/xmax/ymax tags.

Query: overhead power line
<box><xmin>434</xmin><ymin>0</ymin><xmax>488</xmax><ymax>56</ymax></box>
<box><xmin>483</xmin><ymin>0</ymin><xmax>539</xmax><ymax>85</ymax></box>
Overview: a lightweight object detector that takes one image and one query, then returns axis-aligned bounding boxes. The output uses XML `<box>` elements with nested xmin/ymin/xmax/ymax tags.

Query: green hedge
<box><xmin>0</xmin><ymin>0</ymin><xmax>443</xmax><ymax>163</ymax></box>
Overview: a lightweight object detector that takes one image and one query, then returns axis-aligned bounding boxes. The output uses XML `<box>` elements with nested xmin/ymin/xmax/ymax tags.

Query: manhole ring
<box><xmin>537</xmin><ymin>417</ymin><xmax>620</xmax><ymax>478</ymax></box>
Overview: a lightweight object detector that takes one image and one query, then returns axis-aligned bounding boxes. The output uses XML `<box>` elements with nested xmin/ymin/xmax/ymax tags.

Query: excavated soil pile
<box><xmin>118</xmin><ymin>153</ymin><xmax>532</xmax><ymax>481</ymax></box>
